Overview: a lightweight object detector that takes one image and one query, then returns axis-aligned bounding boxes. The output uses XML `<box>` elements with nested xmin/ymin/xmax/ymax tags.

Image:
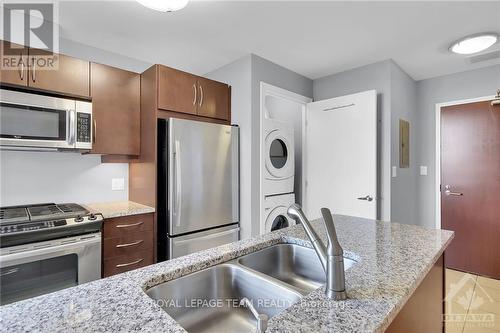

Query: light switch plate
<box><xmin>420</xmin><ymin>166</ymin><xmax>428</xmax><ymax>176</ymax></box>
<box><xmin>392</xmin><ymin>166</ymin><xmax>397</xmax><ymax>178</ymax></box>
<box><xmin>112</xmin><ymin>178</ymin><xmax>125</xmax><ymax>191</ymax></box>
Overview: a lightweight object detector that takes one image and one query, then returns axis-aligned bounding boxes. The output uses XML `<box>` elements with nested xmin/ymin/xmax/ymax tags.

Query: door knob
<box><xmin>444</xmin><ymin>185</ymin><xmax>463</xmax><ymax>196</ymax></box>
<box><xmin>357</xmin><ymin>195</ymin><xmax>373</xmax><ymax>201</ymax></box>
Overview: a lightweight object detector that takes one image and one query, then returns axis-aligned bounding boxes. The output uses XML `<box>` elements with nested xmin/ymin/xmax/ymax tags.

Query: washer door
<box><xmin>265</xmin><ymin>205</ymin><xmax>293</xmax><ymax>232</ymax></box>
<box><xmin>265</xmin><ymin>129</ymin><xmax>294</xmax><ymax>179</ymax></box>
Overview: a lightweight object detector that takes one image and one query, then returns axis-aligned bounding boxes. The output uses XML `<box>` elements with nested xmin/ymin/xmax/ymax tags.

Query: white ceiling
<box><xmin>57</xmin><ymin>1</ymin><xmax>500</xmax><ymax>80</ymax></box>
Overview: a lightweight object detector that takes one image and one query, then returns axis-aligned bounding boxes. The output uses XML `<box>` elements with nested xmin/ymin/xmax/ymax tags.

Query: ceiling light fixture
<box><xmin>449</xmin><ymin>33</ymin><xmax>498</xmax><ymax>55</ymax></box>
<box><xmin>137</xmin><ymin>0</ymin><xmax>189</xmax><ymax>12</ymax></box>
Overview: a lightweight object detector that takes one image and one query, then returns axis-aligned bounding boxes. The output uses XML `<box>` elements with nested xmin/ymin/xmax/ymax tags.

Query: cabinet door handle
<box><xmin>192</xmin><ymin>83</ymin><xmax>197</xmax><ymax>105</ymax></box>
<box><xmin>19</xmin><ymin>54</ymin><xmax>24</xmax><ymax>80</ymax></box>
<box><xmin>31</xmin><ymin>57</ymin><xmax>36</xmax><ymax>82</ymax></box>
<box><xmin>115</xmin><ymin>221</ymin><xmax>143</xmax><ymax>228</ymax></box>
<box><xmin>198</xmin><ymin>85</ymin><xmax>203</xmax><ymax>107</ymax></box>
<box><xmin>93</xmin><ymin>119</ymin><xmax>97</xmax><ymax>143</ymax></box>
<box><xmin>116</xmin><ymin>258</ymin><xmax>143</xmax><ymax>268</ymax></box>
<box><xmin>116</xmin><ymin>240</ymin><xmax>143</xmax><ymax>248</ymax></box>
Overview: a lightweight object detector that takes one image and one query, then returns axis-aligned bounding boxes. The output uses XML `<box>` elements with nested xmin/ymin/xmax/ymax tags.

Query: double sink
<box><xmin>146</xmin><ymin>243</ymin><xmax>356</xmax><ymax>333</ymax></box>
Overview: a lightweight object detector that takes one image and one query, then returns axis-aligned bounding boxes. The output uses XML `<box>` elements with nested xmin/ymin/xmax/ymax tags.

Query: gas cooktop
<box><xmin>0</xmin><ymin>203</ymin><xmax>103</xmax><ymax>248</ymax></box>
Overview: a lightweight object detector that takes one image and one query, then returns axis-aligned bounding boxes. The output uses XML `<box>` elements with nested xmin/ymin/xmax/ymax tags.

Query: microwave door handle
<box><xmin>174</xmin><ymin>140</ymin><xmax>182</xmax><ymax>227</ymax></box>
<box><xmin>68</xmin><ymin>110</ymin><xmax>76</xmax><ymax>145</ymax></box>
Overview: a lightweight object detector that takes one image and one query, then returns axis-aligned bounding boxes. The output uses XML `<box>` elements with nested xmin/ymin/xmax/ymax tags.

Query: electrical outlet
<box><xmin>420</xmin><ymin>166</ymin><xmax>428</xmax><ymax>176</ymax></box>
<box><xmin>112</xmin><ymin>178</ymin><xmax>125</xmax><ymax>191</ymax></box>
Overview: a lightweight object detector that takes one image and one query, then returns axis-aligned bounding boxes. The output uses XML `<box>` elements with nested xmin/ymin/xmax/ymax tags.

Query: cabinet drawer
<box><xmin>103</xmin><ymin>249</ymin><xmax>153</xmax><ymax>277</ymax></box>
<box><xmin>103</xmin><ymin>230</ymin><xmax>153</xmax><ymax>259</ymax></box>
<box><xmin>103</xmin><ymin>213</ymin><xmax>153</xmax><ymax>238</ymax></box>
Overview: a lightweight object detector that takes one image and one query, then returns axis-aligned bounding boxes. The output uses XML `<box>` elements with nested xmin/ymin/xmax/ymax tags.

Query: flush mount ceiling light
<box><xmin>137</xmin><ymin>0</ymin><xmax>189</xmax><ymax>12</ymax></box>
<box><xmin>449</xmin><ymin>33</ymin><xmax>499</xmax><ymax>55</ymax></box>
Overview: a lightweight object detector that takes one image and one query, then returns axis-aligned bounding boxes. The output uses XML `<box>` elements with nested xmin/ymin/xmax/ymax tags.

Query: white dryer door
<box><xmin>265</xmin><ymin>128</ymin><xmax>294</xmax><ymax>180</ymax></box>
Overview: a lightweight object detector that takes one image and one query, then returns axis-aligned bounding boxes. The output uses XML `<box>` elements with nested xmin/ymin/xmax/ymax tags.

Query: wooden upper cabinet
<box><xmin>28</xmin><ymin>49</ymin><xmax>90</xmax><ymax>97</ymax></box>
<box><xmin>90</xmin><ymin>63</ymin><xmax>140</xmax><ymax>156</ymax></box>
<box><xmin>196</xmin><ymin>77</ymin><xmax>230</xmax><ymax>120</ymax></box>
<box><xmin>0</xmin><ymin>41</ymin><xmax>28</xmax><ymax>87</ymax></box>
<box><xmin>156</xmin><ymin>65</ymin><xmax>231</xmax><ymax>121</ymax></box>
<box><xmin>158</xmin><ymin>65</ymin><xmax>197</xmax><ymax>115</ymax></box>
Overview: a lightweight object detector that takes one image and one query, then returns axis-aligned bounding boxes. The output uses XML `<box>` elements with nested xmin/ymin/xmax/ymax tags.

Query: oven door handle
<box><xmin>0</xmin><ymin>234</ymin><xmax>101</xmax><ymax>268</ymax></box>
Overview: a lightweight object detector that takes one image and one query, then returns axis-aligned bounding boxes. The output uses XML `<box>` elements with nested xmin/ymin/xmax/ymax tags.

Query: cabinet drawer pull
<box><xmin>116</xmin><ymin>240</ymin><xmax>143</xmax><ymax>248</ymax></box>
<box><xmin>115</xmin><ymin>221</ymin><xmax>143</xmax><ymax>228</ymax></box>
<box><xmin>116</xmin><ymin>258</ymin><xmax>143</xmax><ymax>268</ymax></box>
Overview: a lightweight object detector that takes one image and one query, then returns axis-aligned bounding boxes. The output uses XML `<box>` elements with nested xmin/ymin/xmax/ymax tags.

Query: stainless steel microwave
<box><xmin>0</xmin><ymin>89</ymin><xmax>92</xmax><ymax>151</ymax></box>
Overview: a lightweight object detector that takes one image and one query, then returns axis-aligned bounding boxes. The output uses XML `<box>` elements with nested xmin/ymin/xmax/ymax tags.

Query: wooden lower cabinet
<box><xmin>102</xmin><ymin>213</ymin><xmax>154</xmax><ymax>277</ymax></box>
<box><xmin>386</xmin><ymin>255</ymin><xmax>444</xmax><ymax>333</ymax></box>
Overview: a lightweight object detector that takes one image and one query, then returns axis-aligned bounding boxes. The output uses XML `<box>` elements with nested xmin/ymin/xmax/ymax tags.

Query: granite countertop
<box><xmin>0</xmin><ymin>215</ymin><xmax>453</xmax><ymax>333</ymax></box>
<box><xmin>84</xmin><ymin>201</ymin><xmax>155</xmax><ymax>219</ymax></box>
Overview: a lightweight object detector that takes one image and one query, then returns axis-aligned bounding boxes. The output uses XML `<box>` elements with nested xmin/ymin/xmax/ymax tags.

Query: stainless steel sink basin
<box><xmin>146</xmin><ymin>263</ymin><xmax>302</xmax><ymax>333</ymax></box>
<box><xmin>146</xmin><ymin>243</ymin><xmax>357</xmax><ymax>332</ymax></box>
<box><xmin>237</xmin><ymin>243</ymin><xmax>356</xmax><ymax>294</ymax></box>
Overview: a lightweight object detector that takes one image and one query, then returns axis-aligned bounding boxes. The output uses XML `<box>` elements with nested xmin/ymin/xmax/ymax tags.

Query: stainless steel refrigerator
<box><xmin>157</xmin><ymin>118</ymin><xmax>239</xmax><ymax>261</ymax></box>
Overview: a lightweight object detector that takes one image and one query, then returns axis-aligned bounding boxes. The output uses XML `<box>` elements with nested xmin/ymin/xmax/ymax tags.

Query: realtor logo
<box><xmin>1</xmin><ymin>1</ymin><xmax>59</xmax><ymax>70</ymax></box>
<box><xmin>444</xmin><ymin>274</ymin><xmax>496</xmax><ymax>330</ymax></box>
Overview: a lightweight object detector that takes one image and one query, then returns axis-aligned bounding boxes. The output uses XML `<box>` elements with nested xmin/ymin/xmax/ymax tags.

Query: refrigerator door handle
<box><xmin>174</xmin><ymin>140</ymin><xmax>182</xmax><ymax>227</ymax></box>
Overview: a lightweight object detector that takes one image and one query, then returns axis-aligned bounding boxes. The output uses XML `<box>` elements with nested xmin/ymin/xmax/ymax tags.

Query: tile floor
<box><xmin>445</xmin><ymin>269</ymin><xmax>500</xmax><ymax>333</ymax></box>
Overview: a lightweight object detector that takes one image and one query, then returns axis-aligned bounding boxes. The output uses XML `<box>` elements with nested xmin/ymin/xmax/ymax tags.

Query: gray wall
<box><xmin>390</xmin><ymin>62</ymin><xmax>418</xmax><ymax>225</ymax></box>
<box><xmin>0</xmin><ymin>39</ymin><xmax>146</xmax><ymax>207</ymax></box>
<box><xmin>205</xmin><ymin>55</ymin><xmax>253</xmax><ymax>239</ymax></box>
<box><xmin>207</xmin><ymin>54</ymin><xmax>313</xmax><ymax>238</ymax></box>
<box><xmin>250</xmin><ymin>55</ymin><xmax>313</xmax><ymax>236</ymax></box>
<box><xmin>416</xmin><ymin>64</ymin><xmax>500</xmax><ymax>228</ymax></box>
<box><xmin>60</xmin><ymin>38</ymin><xmax>152</xmax><ymax>73</ymax></box>
<box><xmin>313</xmin><ymin>60</ymin><xmax>392</xmax><ymax>221</ymax></box>
<box><xmin>0</xmin><ymin>151</ymin><xmax>128</xmax><ymax>206</ymax></box>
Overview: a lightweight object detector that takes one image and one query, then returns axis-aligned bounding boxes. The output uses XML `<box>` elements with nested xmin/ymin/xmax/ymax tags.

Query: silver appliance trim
<box><xmin>168</xmin><ymin>225</ymin><xmax>239</xmax><ymax>259</ymax></box>
<box><xmin>0</xmin><ymin>89</ymin><xmax>92</xmax><ymax>151</ymax></box>
<box><xmin>0</xmin><ymin>232</ymin><xmax>101</xmax><ymax>284</ymax></box>
<box><xmin>167</xmin><ymin>118</ymin><xmax>239</xmax><ymax>236</ymax></box>
<box><xmin>231</xmin><ymin>126</ymin><xmax>240</xmax><ymax>223</ymax></box>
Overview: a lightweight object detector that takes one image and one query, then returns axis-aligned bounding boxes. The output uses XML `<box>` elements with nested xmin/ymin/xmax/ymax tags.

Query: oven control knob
<box><xmin>75</xmin><ymin>215</ymin><xmax>84</xmax><ymax>223</ymax></box>
<box><xmin>88</xmin><ymin>214</ymin><xmax>97</xmax><ymax>221</ymax></box>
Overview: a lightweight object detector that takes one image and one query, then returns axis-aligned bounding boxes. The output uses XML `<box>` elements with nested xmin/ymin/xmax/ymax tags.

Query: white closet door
<box><xmin>304</xmin><ymin>90</ymin><xmax>377</xmax><ymax>220</ymax></box>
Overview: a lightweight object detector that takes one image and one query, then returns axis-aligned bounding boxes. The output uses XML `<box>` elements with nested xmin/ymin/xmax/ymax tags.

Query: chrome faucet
<box><xmin>240</xmin><ymin>297</ymin><xmax>268</xmax><ymax>333</ymax></box>
<box><xmin>287</xmin><ymin>204</ymin><xmax>347</xmax><ymax>300</ymax></box>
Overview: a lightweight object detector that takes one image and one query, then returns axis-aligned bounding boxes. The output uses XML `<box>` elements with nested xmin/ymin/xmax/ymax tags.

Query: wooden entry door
<box><xmin>441</xmin><ymin>100</ymin><xmax>500</xmax><ymax>279</ymax></box>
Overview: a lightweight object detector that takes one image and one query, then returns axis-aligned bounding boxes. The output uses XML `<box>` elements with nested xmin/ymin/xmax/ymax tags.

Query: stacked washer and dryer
<box><xmin>262</xmin><ymin>118</ymin><xmax>296</xmax><ymax>233</ymax></box>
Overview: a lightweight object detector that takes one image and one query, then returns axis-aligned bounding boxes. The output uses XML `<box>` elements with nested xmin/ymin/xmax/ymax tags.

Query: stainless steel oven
<box><xmin>0</xmin><ymin>232</ymin><xmax>101</xmax><ymax>305</ymax></box>
<box><xmin>0</xmin><ymin>89</ymin><xmax>92</xmax><ymax>150</ymax></box>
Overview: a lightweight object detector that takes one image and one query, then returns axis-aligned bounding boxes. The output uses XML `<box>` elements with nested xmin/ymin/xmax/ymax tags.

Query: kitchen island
<box><xmin>0</xmin><ymin>215</ymin><xmax>453</xmax><ymax>332</ymax></box>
